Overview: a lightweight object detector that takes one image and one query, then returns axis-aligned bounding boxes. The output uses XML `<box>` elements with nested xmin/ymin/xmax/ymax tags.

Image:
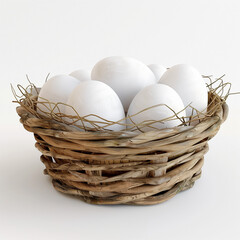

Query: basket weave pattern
<box><xmin>16</xmin><ymin>92</ymin><xmax>228</xmax><ymax>205</ymax></box>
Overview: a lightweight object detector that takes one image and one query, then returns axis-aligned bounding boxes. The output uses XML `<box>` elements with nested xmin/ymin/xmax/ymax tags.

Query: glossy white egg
<box><xmin>148</xmin><ymin>64</ymin><xmax>166</xmax><ymax>82</ymax></box>
<box><xmin>91</xmin><ymin>56</ymin><xmax>156</xmax><ymax>111</ymax></box>
<box><xmin>37</xmin><ymin>75</ymin><xmax>80</xmax><ymax>116</ymax></box>
<box><xmin>65</xmin><ymin>80</ymin><xmax>126</xmax><ymax>131</ymax></box>
<box><xmin>70</xmin><ymin>69</ymin><xmax>91</xmax><ymax>82</ymax></box>
<box><xmin>127</xmin><ymin>84</ymin><xmax>186</xmax><ymax>132</ymax></box>
<box><xmin>159</xmin><ymin>64</ymin><xmax>208</xmax><ymax>117</ymax></box>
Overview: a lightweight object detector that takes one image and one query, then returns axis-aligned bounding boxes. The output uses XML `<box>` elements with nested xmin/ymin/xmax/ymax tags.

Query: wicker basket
<box><xmin>16</xmin><ymin>91</ymin><xmax>228</xmax><ymax>205</ymax></box>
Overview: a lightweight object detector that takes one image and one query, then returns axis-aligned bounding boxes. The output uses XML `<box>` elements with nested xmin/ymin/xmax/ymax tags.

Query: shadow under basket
<box><xmin>16</xmin><ymin>92</ymin><xmax>228</xmax><ymax>205</ymax></box>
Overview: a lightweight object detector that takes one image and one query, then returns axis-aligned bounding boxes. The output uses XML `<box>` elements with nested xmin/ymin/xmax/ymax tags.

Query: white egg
<box><xmin>159</xmin><ymin>64</ymin><xmax>208</xmax><ymax>117</ymax></box>
<box><xmin>148</xmin><ymin>64</ymin><xmax>166</xmax><ymax>82</ymax></box>
<box><xmin>127</xmin><ymin>84</ymin><xmax>186</xmax><ymax>132</ymax></box>
<box><xmin>37</xmin><ymin>75</ymin><xmax>80</xmax><ymax>116</ymax></box>
<box><xmin>64</xmin><ymin>80</ymin><xmax>126</xmax><ymax>131</ymax></box>
<box><xmin>70</xmin><ymin>69</ymin><xmax>91</xmax><ymax>82</ymax></box>
<box><xmin>91</xmin><ymin>56</ymin><xmax>156</xmax><ymax>111</ymax></box>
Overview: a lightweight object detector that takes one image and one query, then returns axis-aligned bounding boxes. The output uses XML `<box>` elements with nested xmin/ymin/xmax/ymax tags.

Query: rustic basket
<box><xmin>16</xmin><ymin>87</ymin><xmax>228</xmax><ymax>205</ymax></box>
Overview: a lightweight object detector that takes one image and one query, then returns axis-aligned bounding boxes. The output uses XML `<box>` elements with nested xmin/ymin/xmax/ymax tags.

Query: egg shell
<box><xmin>159</xmin><ymin>64</ymin><xmax>208</xmax><ymax>117</ymax></box>
<box><xmin>37</xmin><ymin>75</ymin><xmax>80</xmax><ymax>116</ymax></box>
<box><xmin>91</xmin><ymin>56</ymin><xmax>156</xmax><ymax>111</ymax></box>
<box><xmin>148</xmin><ymin>64</ymin><xmax>166</xmax><ymax>82</ymax></box>
<box><xmin>70</xmin><ymin>69</ymin><xmax>91</xmax><ymax>82</ymax></box>
<box><xmin>127</xmin><ymin>84</ymin><xmax>186</xmax><ymax>132</ymax></box>
<box><xmin>64</xmin><ymin>80</ymin><xmax>126</xmax><ymax>131</ymax></box>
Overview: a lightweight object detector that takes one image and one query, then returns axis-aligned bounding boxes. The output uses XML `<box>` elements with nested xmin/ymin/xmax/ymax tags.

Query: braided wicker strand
<box><xmin>16</xmin><ymin>92</ymin><xmax>228</xmax><ymax>205</ymax></box>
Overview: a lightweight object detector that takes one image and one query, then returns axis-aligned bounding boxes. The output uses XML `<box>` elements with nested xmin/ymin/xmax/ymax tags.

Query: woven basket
<box><xmin>16</xmin><ymin>91</ymin><xmax>228</xmax><ymax>205</ymax></box>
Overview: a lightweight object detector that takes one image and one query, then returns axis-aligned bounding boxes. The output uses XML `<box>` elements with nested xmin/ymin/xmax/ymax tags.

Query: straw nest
<box><xmin>14</xmin><ymin>75</ymin><xmax>230</xmax><ymax>205</ymax></box>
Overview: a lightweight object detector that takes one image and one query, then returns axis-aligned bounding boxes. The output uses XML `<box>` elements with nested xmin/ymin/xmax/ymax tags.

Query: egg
<box><xmin>37</xmin><ymin>75</ymin><xmax>80</xmax><ymax>116</ymax></box>
<box><xmin>127</xmin><ymin>84</ymin><xmax>186</xmax><ymax>132</ymax></box>
<box><xmin>70</xmin><ymin>69</ymin><xmax>91</xmax><ymax>82</ymax></box>
<box><xmin>91</xmin><ymin>56</ymin><xmax>156</xmax><ymax>111</ymax></box>
<box><xmin>64</xmin><ymin>80</ymin><xmax>126</xmax><ymax>131</ymax></box>
<box><xmin>148</xmin><ymin>64</ymin><xmax>166</xmax><ymax>82</ymax></box>
<box><xmin>159</xmin><ymin>64</ymin><xmax>208</xmax><ymax>117</ymax></box>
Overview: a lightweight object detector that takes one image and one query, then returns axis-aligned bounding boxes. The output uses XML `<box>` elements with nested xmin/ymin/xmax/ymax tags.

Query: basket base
<box><xmin>51</xmin><ymin>172</ymin><xmax>201</xmax><ymax>205</ymax></box>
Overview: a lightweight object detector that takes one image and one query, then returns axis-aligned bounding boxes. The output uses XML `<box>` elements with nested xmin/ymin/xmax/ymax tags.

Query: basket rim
<box><xmin>16</xmin><ymin>91</ymin><xmax>228</xmax><ymax>144</ymax></box>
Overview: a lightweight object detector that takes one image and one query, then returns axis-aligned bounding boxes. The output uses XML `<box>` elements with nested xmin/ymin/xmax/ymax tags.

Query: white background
<box><xmin>1</xmin><ymin>0</ymin><xmax>240</xmax><ymax>239</ymax></box>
